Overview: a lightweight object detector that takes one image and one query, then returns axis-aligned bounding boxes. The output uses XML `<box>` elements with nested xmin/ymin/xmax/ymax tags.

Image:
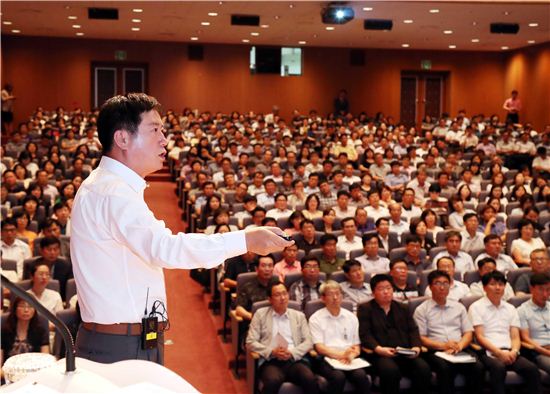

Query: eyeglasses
<box><xmin>16</xmin><ymin>304</ymin><xmax>33</xmax><ymax>310</ymax></box>
<box><xmin>432</xmin><ymin>281</ymin><xmax>450</xmax><ymax>288</ymax></box>
<box><xmin>303</xmin><ymin>265</ymin><xmax>319</xmax><ymax>270</ymax></box>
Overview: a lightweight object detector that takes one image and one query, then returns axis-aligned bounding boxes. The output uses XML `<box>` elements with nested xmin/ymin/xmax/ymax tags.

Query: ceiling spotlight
<box><xmin>2</xmin><ymin>21</ymin><xmax>12</xmax><ymax>25</ymax></box>
<box><xmin>298</xmin><ymin>40</ymin><xmax>306</xmax><ymax>45</ymax></box>
<box><xmin>76</xmin><ymin>32</ymin><xmax>84</xmax><ymax>36</ymax></box>
<box><xmin>503</xmin><ymin>11</ymin><xmax>509</xmax><ymax>16</ymax></box>
<box><xmin>67</xmin><ymin>16</ymin><xmax>77</xmax><ymax>20</ymax></box>
<box><xmin>449</xmin><ymin>44</ymin><xmax>456</xmax><ymax>49</ymax></box>
<box><xmin>274</xmin><ymin>15</ymin><xmax>280</xmax><ymax>20</ymax></box>
<box><xmin>363</xmin><ymin>7</ymin><xmax>373</xmax><ymax>11</ymax></box>
<box><xmin>403</xmin><ymin>20</ymin><xmax>413</xmax><ymax>24</ymax></box>
<box><xmin>325</xmin><ymin>26</ymin><xmax>335</xmax><ymax>31</ymax></box>
<box><xmin>528</xmin><ymin>40</ymin><xmax>535</xmax><ymax>44</ymax></box>
<box><xmin>471</xmin><ymin>38</ymin><xmax>480</xmax><ymax>43</ymax></box>
<box><xmin>132</xmin><ymin>9</ymin><xmax>143</xmax><ymax>13</ymax></box>
<box><xmin>208</xmin><ymin>12</ymin><xmax>218</xmax><ymax>16</ymax></box>
<box><xmin>132</xmin><ymin>19</ymin><xmax>141</xmax><ymax>23</ymax></box>
<box><xmin>131</xmin><ymin>27</ymin><xmax>140</xmax><ymax>31</ymax></box>
<box><xmin>72</xmin><ymin>24</ymin><xmax>81</xmax><ymax>29</ymax></box>
<box><xmin>242</xmin><ymin>39</ymin><xmax>250</xmax><ymax>43</ymax></box>
<box><xmin>201</xmin><ymin>21</ymin><xmax>210</xmax><ymax>26</ymax></box>
<box><xmin>289</xmin><ymin>4</ymin><xmax>294</xmax><ymax>8</ymax></box>
<box><xmin>251</xmin><ymin>32</ymin><xmax>259</xmax><ymax>36</ymax></box>
<box><xmin>322</xmin><ymin>6</ymin><xmax>354</xmax><ymax>24</ymax></box>
<box><xmin>260</xmin><ymin>24</ymin><xmax>269</xmax><ymax>28</ymax></box>
<box><xmin>501</xmin><ymin>46</ymin><xmax>509</xmax><ymax>50</ymax></box>
<box><xmin>401</xmin><ymin>44</ymin><xmax>410</xmax><ymax>48</ymax></box>
<box><xmin>190</xmin><ymin>37</ymin><xmax>198</xmax><ymax>41</ymax></box>
<box><xmin>11</xmin><ymin>29</ymin><xmax>21</xmax><ymax>33</ymax></box>
<box><xmin>429</xmin><ymin>9</ymin><xmax>440</xmax><ymax>14</ymax></box>
<box><xmin>443</xmin><ymin>30</ymin><xmax>453</xmax><ymax>34</ymax></box>
<box><xmin>528</xmin><ymin>22</ymin><xmax>539</xmax><ymax>27</ymax></box>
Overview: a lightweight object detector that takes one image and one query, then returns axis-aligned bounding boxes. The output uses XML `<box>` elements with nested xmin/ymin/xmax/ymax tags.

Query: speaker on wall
<box><xmin>188</xmin><ymin>44</ymin><xmax>204</xmax><ymax>61</ymax></box>
<box><xmin>364</xmin><ymin>19</ymin><xmax>393</xmax><ymax>31</ymax></box>
<box><xmin>490</xmin><ymin>23</ymin><xmax>520</xmax><ymax>34</ymax></box>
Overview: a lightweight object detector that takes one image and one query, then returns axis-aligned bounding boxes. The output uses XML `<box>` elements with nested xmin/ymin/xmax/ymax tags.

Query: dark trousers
<box><xmin>424</xmin><ymin>351</ymin><xmax>485</xmax><ymax>394</ymax></box>
<box><xmin>506</xmin><ymin>112</ymin><xmax>519</xmax><ymax>125</ymax></box>
<box><xmin>371</xmin><ymin>355</ymin><xmax>431</xmax><ymax>394</ymax></box>
<box><xmin>75</xmin><ymin>325</ymin><xmax>164</xmax><ymax>364</ymax></box>
<box><xmin>479</xmin><ymin>353</ymin><xmax>541</xmax><ymax>394</ymax></box>
<box><xmin>259</xmin><ymin>359</ymin><xmax>318</xmax><ymax>394</ymax></box>
<box><xmin>317</xmin><ymin>359</ymin><xmax>371</xmax><ymax>394</ymax></box>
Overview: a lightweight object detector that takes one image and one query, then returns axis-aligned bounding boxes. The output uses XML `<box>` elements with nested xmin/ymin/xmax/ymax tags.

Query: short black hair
<box><xmin>267</xmin><ymin>281</ymin><xmax>284</xmax><ymax>297</ymax></box>
<box><xmin>97</xmin><ymin>93</ymin><xmax>161</xmax><ymax>154</ymax></box>
<box><xmin>40</xmin><ymin>236</ymin><xmax>61</xmax><ymax>249</ymax></box>
<box><xmin>483</xmin><ymin>234</ymin><xmax>501</xmax><ymax>244</ymax></box>
<box><xmin>362</xmin><ymin>233</ymin><xmax>378</xmax><ymax>246</ymax></box>
<box><xmin>301</xmin><ymin>255</ymin><xmax>320</xmax><ymax>268</ymax></box>
<box><xmin>1</xmin><ymin>218</ymin><xmax>17</xmax><ymax>229</ymax></box>
<box><xmin>404</xmin><ymin>234</ymin><xmax>421</xmax><ymax>244</ymax></box>
<box><xmin>481</xmin><ymin>270</ymin><xmax>506</xmax><ymax>286</ymax></box>
<box><xmin>477</xmin><ymin>257</ymin><xmax>496</xmax><ymax>270</ymax></box>
<box><xmin>428</xmin><ymin>270</ymin><xmax>451</xmax><ymax>285</ymax></box>
<box><xmin>343</xmin><ymin>259</ymin><xmax>361</xmax><ymax>274</ymax></box>
<box><xmin>530</xmin><ymin>272</ymin><xmax>550</xmax><ymax>287</ymax></box>
<box><xmin>463</xmin><ymin>212</ymin><xmax>478</xmax><ymax>223</ymax></box>
<box><xmin>445</xmin><ymin>230</ymin><xmax>462</xmax><ymax>242</ymax></box>
<box><xmin>375</xmin><ymin>217</ymin><xmax>389</xmax><ymax>227</ymax></box>
<box><xmin>370</xmin><ymin>274</ymin><xmax>394</xmax><ymax>291</ymax></box>
<box><xmin>320</xmin><ymin>233</ymin><xmax>338</xmax><ymax>245</ymax></box>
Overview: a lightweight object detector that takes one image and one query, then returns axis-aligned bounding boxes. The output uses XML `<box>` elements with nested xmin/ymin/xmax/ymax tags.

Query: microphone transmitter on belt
<box><xmin>141</xmin><ymin>315</ymin><xmax>159</xmax><ymax>350</ymax></box>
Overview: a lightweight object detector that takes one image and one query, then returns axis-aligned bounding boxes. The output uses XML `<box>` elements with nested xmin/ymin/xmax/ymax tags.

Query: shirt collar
<box><xmin>528</xmin><ymin>299</ymin><xmax>548</xmax><ymax>311</ymax></box>
<box><xmin>99</xmin><ymin>156</ymin><xmax>147</xmax><ymax>194</ymax></box>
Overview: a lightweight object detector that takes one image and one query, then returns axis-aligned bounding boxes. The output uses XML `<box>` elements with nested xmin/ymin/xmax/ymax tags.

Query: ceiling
<box><xmin>1</xmin><ymin>1</ymin><xmax>549</xmax><ymax>51</ymax></box>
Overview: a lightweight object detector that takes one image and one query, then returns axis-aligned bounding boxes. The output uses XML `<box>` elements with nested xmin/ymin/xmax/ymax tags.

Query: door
<box><xmin>94</xmin><ymin>67</ymin><xmax>117</xmax><ymax>108</ymax></box>
<box><xmin>123</xmin><ymin>68</ymin><xmax>145</xmax><ymax>94</ymax></box>
<box><xmin>401</xmin><ymin>72</ymin><xmax>447</xmax><ymax>128</ymax></box>
<box><xmin>91</xmin><ymin>62</ymin><xmax>148</xmax><ymax>108</ymax></box>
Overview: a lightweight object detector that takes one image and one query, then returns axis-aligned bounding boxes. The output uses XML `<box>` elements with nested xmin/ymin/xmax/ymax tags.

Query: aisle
<box><xmin>144</xmin><ymin>181</ymin><xmax>246</xmax><ymax>394</ymax></box>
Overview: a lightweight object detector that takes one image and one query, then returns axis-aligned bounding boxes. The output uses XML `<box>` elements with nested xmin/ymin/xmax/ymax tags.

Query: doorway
<box><xmin>400</xmin><ymin>71</ymin><xmax>448</xmax><ymax>128</ymax></box>
<box><xmin>91</xmin><ymin>62</ymin><xmax>148</xmax><ymax>108</ymax></box>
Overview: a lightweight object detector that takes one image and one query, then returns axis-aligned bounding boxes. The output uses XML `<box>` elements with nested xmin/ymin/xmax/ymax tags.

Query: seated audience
<box><xmin>424</xmin><ymin>256</ymin><xmax>470</xmax><ymax>301</ymax></box>
<box><xmin>273</xmin><ymin>245</ymin><xmax>301</xmax><ymax>282</ymax></box>
<box><xmin>336</xmin><ymin>217</ymin><xmax>362</xmax><ymax>260</ymax></box>
<box><xmin>390</xmin><ymin>260</ymin><xmax>419</xmax><ymax>301</ymax></box>
<box><xmin>515</xmin><ymin>248</ymin><xmax>550</xmax><ymax>295</ymax></box>
<box><xmin>289</xmin><ymin>256</ymin><xmax>324</xmax><ymax>310</ymax></box>
<box><xmin>340</xmin><ymin>260</ymin><xmax>372</xmax><ymax>313</ymax></box>
<box><xmin>511</xmin><ymin>219</ymin><xmax>546</xmax><ymax>267</ymax></box>
<box><xmin>469</xmin><ymin>257</ymin><xmax>515</xmax><ymax>301</ymax></box>
<box><xmin>355</xmin><ymin>233</ymin><xmax>390</xmax><ymax>275</ymax></box>
<box><xmin>318</xmin><ymin>233</ymin><xmax>345</xmax><ymax>276</ymax></box>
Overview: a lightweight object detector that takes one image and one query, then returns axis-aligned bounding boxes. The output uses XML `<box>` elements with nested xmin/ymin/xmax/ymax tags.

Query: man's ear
<box><xmin>113</xmin><ymin>130</ymin><xmax>130</xmax><ymax>150</ymax></box>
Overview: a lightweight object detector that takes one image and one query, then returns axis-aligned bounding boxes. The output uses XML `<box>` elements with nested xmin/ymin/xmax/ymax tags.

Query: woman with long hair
<box><xmin>1</xmin><ymin>297</ymin><xmax>50</xmax><ymax>374</ymax></box>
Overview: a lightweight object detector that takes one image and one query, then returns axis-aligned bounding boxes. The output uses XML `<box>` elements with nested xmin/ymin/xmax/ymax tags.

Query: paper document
<box><xmin>435</xmin><ymin>351</ymin><xmax>477</xmax><ymax>363</ymax></box>
<box><xmin>396</xmin><ymin>347</ymin><xmax>417</xmax><ymax>356</ymax></box>
<box><xmin>325</xmin><ymin>357</ymin><xmax>370</xmax><ymax>371</ymax></box>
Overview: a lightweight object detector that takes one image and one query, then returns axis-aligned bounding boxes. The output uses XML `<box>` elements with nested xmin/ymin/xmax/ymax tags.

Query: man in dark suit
<box><xmin>375</xmin><ymin>218</ymin><xmax>400</xmax><ymax>254</ymax></box>
<box><xmin>358</xmin><ymin>274</ymin><xmax>431</xmax><ymax>394</ymax></box>
<box><xmin>24</xmin><ymin>236</ymin><xmax>73</xmax><ymax>301</ymax></box>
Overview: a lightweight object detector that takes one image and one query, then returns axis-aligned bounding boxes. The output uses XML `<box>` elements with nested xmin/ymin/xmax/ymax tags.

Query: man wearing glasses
<box><xmin>289</xmin><ymin>256</ymin><xmax>324</xmax><ymax>310</ymax></box>
<box><xmin>414</xmin><ymin>270</ymin><xmax>484</xmax><ymax>394</ymax></box>
<box><xmin>515</xmin><ymin>249</ymin><xmax>550</xmax><ymax>296</ymax></box>
<box><xmin>518</xmin><ymin>272</ymin><xmax>550</xmax><ymax>374</ymax></box>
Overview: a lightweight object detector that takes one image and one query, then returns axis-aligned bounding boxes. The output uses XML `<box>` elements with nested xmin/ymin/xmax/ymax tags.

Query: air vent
<box><xmin>490</xmin><ymin>23</ymin><xmax>520</xmax><ymax>34</ymax></box>
<box><xmin>231</xmin><ymin>15</ymin><xmax>260</xmax><ymax>26</ymax></box>
<box><xmin>88</xmin><ymin>8</ymin><xmax>119</xmax><ymax>20</ymax></box>
<box><xmin>364</xmin><ymin>19</ymin><xmax>393</xmax><ymax>31</ymax></box>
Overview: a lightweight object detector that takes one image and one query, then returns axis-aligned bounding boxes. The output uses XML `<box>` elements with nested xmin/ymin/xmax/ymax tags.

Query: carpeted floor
<box><xmin>144</xmin><ymin>180</ymin><xmax>247</xmax><ymax>394</ymax></box>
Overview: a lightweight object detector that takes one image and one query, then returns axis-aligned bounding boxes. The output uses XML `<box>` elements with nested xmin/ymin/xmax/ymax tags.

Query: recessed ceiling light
<box><xmin>132</xmin><ymin>9</ymin><xmax>143</xmax><ymax>13</ymax></box>
<box><xmin>528</xmin><ymin>40</ymin><xmax>535</xmax><ymax>44</ymax></box>
<box><xmin>190</xmin><ymin>37</ymin><xmax>199</xmax><ymax>41</ymax></box>
<box><xmin>208</xmin><ymin>12</ymin><xmax>218</xmax><ymax>17</ymax></box>
<box><xmin>501</xmin><ymin>46</ymin><xmax>509</xmax><ymax>50</ymax></box>
<box><xmin>363</xmin><ymin>7</ymin><xmax>373</xmax><ymax>11</ymax></box>
<box><xmin>449</xmin><ymin>45</ymin><xmax>456</xmax><ymax>49</ymax></box>
<box><xmin>325</xmin><ymin>26</ymin><xmax>335</xmax><ymax>31</ymax></box>
<box><xmin>67</xmin><ymin>16</ymin><xmax>77</xmax><ymax>20</ymax></box>
<box><xmin>201</xmin><ymin>21</ymin><xmax>210</xmax><ymax>26</ymax></box>
<box><xmin>274</xmin><ymin>15</ymin><xmax>280</xmax><ymax>20</ymax></box>
<box><xmin>260</xmin><ymin>24</ymin><xmax>269</xmax><ymax>28</ymax></box>
<box><xmin>289</xmin><ymin>4</ymin><xmax>294</xmax><ymax>8</ymax></box>
<box><xmin>429</xmin><ymin>9</ymin><xmax>440</xmax><ymax>14</ymax></box>
<box><xmin>131</xmin><ymin>27</ymin><xmax>140</xmax><ymax>31</ymax></box>
<box><xmin>11</xmin><ymin>29</ymin><xmax>21</xmax><ymax>33</ymax></box>
<box><xmin>401</xmin><ymin>44</ymin><xmax>410</xmax><ymax>48</ymax></box>
<box><xmin>403</xmin><ymin>20</ymin><xmax>413</xmax><ymax>24</ymax></box>
<box><xmin>132</xmin><ymin>19</ymin><xmax>141</xmax><ymax>23</ymax></box>
<box><xmin>72</xmin><ymin>25</ymin><xmax>81</xmax><ymax>29</ymax></box>
<box><xmin>472</xmin><ymin>21</ymin><xmax>477</xmax><ymax>26</ymax></box>
<box><xmin>242</xmin><ymin>39</ymin><xmax>250</xmax><ymax>43</ymax></box>
<box><xmin>251</xmin><ymin>32</ymin><xmax>259</xmax><ymax>36</ymax></box>
<box><xmin>443</xmin><ymin>30</ymin><xmax>453</xmax><ymax>34</ymax></box>
<box><xmin>2</xmin><ymin>21</ymin><xmax>12</xmax><ymax>25</ymax></box>
<box><xmin>503</xmin><ymin>11</ymin><xmax>510</xmax><ymax>16</ymax></box>
<box><xmin>471</xmin><ymin>38</ymin><xmax>480</xmax><ymax>43</ymax></box>
<box><xmin>299</xmin><ymin>40</ymin><xmax>306</xmax><ymax>45</ymax></box>
<box><xmin>76</xmin><ymin>32</ymin><xmax>84</xmax><ymax>36</ymax></box>
<box><xmin>528</xmin><ymin>22</ymin><xmax>539</xmax><ymax>27</ymax></box>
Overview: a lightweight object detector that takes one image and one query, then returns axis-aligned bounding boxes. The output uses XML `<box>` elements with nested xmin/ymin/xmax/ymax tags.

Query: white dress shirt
<box><xmin>71</xmin><ymin>156</ymin><xmax>247</xmax><ymax>324</ymax></box>
<box><xmin>356</xmin><ymin>254</ymin><xmax>390</xmax><ymax>275</ymax></box>
<box><xmin>27</xmin><ymin>288</ymin><xmax>64</xmax><ymax>315</ymax></box>
<box><xmin>469</xmin><ymin>297</ymin><xmax>520</xmax><ymax>350</ymax></box>
<box><xmin>309</xmin><ymin>307</ymin><xmax>360</xmax><ymax>350</ymax></box>
<box><xmin>270</xmin><ymin>310</ymin><xmax>295</xmax><ymax>351</ymax></box>
<box><xmin>414</xmin><ymin>298</ymin><xmax>473</xmax><ymax>343</ymax></box>
<box><xmin>337</xmin><ymin>235</ymin><xmax>363</xmax><ymax>259</ymax></box>
<box><xmin>1</xmin><ymin>239</ymin><xmax>32</xmax><ymax>280</ymax></box>
<box><xmin>424</xmin><ymin>280</ymin><xmax>470</xmax><ymax>302</ymax></box>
